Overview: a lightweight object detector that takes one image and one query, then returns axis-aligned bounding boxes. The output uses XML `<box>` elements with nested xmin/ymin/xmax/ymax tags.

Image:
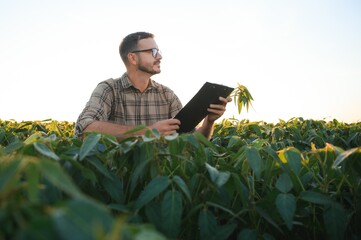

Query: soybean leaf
<box><xmin>79</xmin><ymin>133</ymin><xmax>101</xmax><ymax>161</ymax></box>
<box><xmin>134</xmin><ymin>176</ymin><xmax>170</xmax><ymax>210</ymax></box>
<box><xmin>51</xmin><ymin>120</ymin><xmax>65</xmax><ymax>137</ymax></box>
<box><xmin>231</xmin><ymin>173</ymin><xmax>249</xmax><ymax>207</ymax></box>
<box><xmin>245</xmin><ymin>146</ymin><xmax>263</xmax><ymax>180</ymax></box>
<box><xmin>121</xmin><ymin>224</ymin><xmax>167</xmax><ymax>240</ymax></box>
<box><xmin>101</xmin><ymin>173</ymin><xmax>124</xmax><ymax>204</ymax></box>
<box><xmin>130</xmin><ymin>155</ymin><xmax>151</xmax><ymax>195</ymax></box>
<box><xmin>323</xmin><ymin>202</ymin><xmax>347</xmax><ymax>240</ymax></box>
<box><xmin>4</xmin><ymin>141</ymin><xmax>24</xmax><ymax>154</ymax></box>
<box><xmin>275</xmin><ymin>173</ymin><xmax>293</xmax><ymax>193</ymax></box>
<box><xmin>276</xmin><ymin>193</ymin><xmax>296</xmax><ymax>230</ymax></box>
<box><xmin>145</xmin><ymin>202</ymin><xmax>162</xmax><ymax>231</ymax></box>
<box><xmin>80</xmin><ymin>165</ymin><xmax>97</xmax><ymax>183</ymax></box>
<box><xmin>87</xmin><ymin>156</ymin><xmax>112</xmax><ymax>179</ymax></box>
<box><xmin>300</xmin><ymin>191</ymin><xmax>332</xmax><ymax>205</ymax></box>
<box><xmin>198</xmin><ymin>209</ymin><xmax>236</xmax><ymax>240</ymax></box>
<box><xmin>251</xmin><ymin>124</ymin><xmax>262</xmax><ymax>138</ymax></box>
<box><xmin>147</xmin><ymin>128</ymin><xmax>161</xmax><ymax>140</ymax></box>
<box><xmin>333</xmin><ymin>147</ymin><xmax>358</xmax><ymax>167</ymax></box>
<box><xmin>23</xmin><ymin>132</ymin><xmax>41</xmax><ymax>144</ymax></box>
<box><xmin>263</xmin><ymin>233</ymin><xmax>276</xmax><ymax>240</ymax></box>
<box><xmin>38</xmin><ymin>158</ymin><xmax>83</xmax><ymax>198</ymax></box>
<box><xmin>173</xmin><ymin>175</ymin><xmax>192</xmax><ymax>202</ymax></box>
<box><xmin>34</xmin><ymin>142</ymin><xmax>59</xmax><ymax>161</ymax></box>
<box><xmin>189</xmin><ymin>174</ymin><xmax>202</xmax><ymax>196</ymax></box>
<box><xmin>164</xmin><ymin>133</ymin><xmax>179</xmax><ymax>141</ymax></box>
<box><xmin>214</xmin><ymin>223</ymin><xmax>237</xmax><ymax>240</ymax></box>
<box><xmin>333</xmin><ymin>147</ymin><xmax>361</xmax><ymax>177</ymax></box>
<box><xmin>66</xmin><ymin>158</ymin><xmax>97</xmax><ymax>183</ymax></box>
<box><xmin>161</xmin><ymin>190</ymin><xmax>182</xmax><ymax>238</ymax></box>
<box><xmin>231</xmin><ymin>83</ymin><xmax>254</xmax><ymax>114</ymax></box>
<box><xmin>198</xmin><ymin>209</ymin><xmax>218</xmax><ymax>240</ymax></box>
<box><xmin>187</xmin><ymin>134</ymin><xmax>200</xmax><ymax>149</ymax></box>
<box><xmin>0</xmin><ymin>159</ymin><xmax>20</xmax><ymax>193</ymax></box>
<box><xmin>255</xmin><ymin>206</ymin><xmax>283</xmax><ymax>234</ymax></box>
<box><xmin>206</xmin><ymin>163</ymin><xmax>218</xmax><ymax>182</ymax></box>
<box><xmin>206</xmin><ymin>163</ymin><xmax>230</xmax><ymax>188</ymax></box>
<box><xmin>284</xmin><ymin>147</ymin><xmax>302</xmax><ymax>175</ymax></box>
<box><xmin>51</xmin><ymin>198</ymin><xmax>113</xmax><ymax>240</ymax></box>
<box><xmin>108</xmin><ymin>204</ymin><xmax>129</xmax><ymax>213</ymax></box>
<box><xmin>206</xmin><ymin>202</ymin><xmax>241</xmax><ymax>222</ymax></box>
<box><xmin>194</xmin><ymin>132</ymin><xmax>217</xmax><ymax>151</ymax></box>
<box><xmin>142</xmin><ymin>135</ymin><xmax>156</xmax><ymax>142</ymax></box>
<box><xmin>237</xmin><ymin>229</ymin><xmax>258</xmax><ymax>240</ymax></box>
<box><xmin>26</xmin><ymin>163</ymin><xmax>40</xmax><ymax>203</ymax></box>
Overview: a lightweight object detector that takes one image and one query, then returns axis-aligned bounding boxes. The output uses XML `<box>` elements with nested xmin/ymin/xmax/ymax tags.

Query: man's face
<box><xmin>135</xmin><ymin>38</ymin><xmax>162</xmax><ymax>75</ymax></box>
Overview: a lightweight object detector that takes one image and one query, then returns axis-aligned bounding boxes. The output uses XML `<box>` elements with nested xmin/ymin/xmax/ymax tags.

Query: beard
<box><xmin>137</xmin><ymin>60</ymin><xmax>161</xmax><ymax>75</ymax></box>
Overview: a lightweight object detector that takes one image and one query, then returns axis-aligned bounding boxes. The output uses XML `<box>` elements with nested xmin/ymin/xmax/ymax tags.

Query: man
<box><xmin>75</xmin><ymin>32</ymin><xmax>231</xmax><ymax>139</ymax></box>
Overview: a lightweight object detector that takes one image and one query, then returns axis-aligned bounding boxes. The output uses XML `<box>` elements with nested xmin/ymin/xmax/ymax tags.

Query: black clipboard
<box><xmin>174</xmin><ymin>82</ymin><xmax>234</xmax><ymax>133</ymax></box>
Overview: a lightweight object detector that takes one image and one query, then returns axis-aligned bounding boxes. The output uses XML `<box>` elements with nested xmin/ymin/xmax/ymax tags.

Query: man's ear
<box><xmin>127</xmin><ymin>53</ymin><xmax>137</xmax><ymax>65</ymax></box>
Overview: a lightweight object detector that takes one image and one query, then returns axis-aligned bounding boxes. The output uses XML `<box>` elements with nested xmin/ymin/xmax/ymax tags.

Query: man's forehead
<box><xmin>138</xmin><ymin>38</ymin><xmax>158</xmax><ymax>48</ymax></box>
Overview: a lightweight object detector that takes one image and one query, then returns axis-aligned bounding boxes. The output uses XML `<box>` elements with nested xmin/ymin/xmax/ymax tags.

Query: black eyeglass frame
<box><xmin>131</xmin><ymin>48</ymin><xmax>161</xmax><ymax>58</ymax></box>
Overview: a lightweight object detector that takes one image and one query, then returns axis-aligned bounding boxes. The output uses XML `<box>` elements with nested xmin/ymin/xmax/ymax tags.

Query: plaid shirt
<box><xmin>75</xmin><ymin>73</ymin><xmax>182</xmax><ymax>136</ymax></box>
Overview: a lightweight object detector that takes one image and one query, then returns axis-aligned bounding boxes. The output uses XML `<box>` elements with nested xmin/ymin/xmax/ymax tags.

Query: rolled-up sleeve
<box><xmin>75</xmin><ymin>82</ymin><xmax>114</xmax><ymax>136</ymax></box>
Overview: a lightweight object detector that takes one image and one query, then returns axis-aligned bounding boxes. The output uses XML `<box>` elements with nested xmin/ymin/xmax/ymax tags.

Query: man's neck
<box><xmin>127</xmin><ymin>71</ymin><xmax>152</xmax><ymax>93</ymax></box>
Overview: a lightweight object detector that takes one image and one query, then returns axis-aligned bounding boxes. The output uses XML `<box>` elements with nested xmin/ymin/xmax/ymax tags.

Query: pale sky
<box><xmin>1</xmin><ymin>0</ymin><xmax>360</xmax><ymax>123</ymax></box>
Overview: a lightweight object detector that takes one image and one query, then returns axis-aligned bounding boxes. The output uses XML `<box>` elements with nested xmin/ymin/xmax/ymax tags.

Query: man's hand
<box><xmin>150</xmin><ymin>119</ymin><xmax>181</xmax><ymax>135</ymax></box>
<box><xmin>195</xmin><ymin>96</ymin><xmax>232</xmax><ymax>139</ymax></box>
<box><xmin>206</xmin><ymin>96</ymin><xmax>232</xmax><ymax>123</ymax></box>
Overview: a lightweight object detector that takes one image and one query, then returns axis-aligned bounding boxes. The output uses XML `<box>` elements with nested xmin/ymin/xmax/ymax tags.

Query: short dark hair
<box><xmin>119</xmin><ymin>32</ymin><xmax>154</xmax><ymax>64</ymax></box>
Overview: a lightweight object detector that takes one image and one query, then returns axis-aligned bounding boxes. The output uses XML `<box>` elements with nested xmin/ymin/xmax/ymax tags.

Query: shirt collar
<box><xmin>120</xmin><ymin>73</ymin><xmax>158</xmax><ymax>91</ymax></box>
<box><xmin>120</xmin><ymin>73</ymin><xmax>133</xmax><ymax>89</ymax></box>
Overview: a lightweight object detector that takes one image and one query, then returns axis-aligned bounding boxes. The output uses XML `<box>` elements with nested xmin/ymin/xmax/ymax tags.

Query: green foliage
<box><xmin>0</xmin><ymin>118</ymin><xmax>361</xmax><ymax>239</ymax></box>
<box><xmin>230</xmin><ymin>83</ymin><xmax>254</xmax><ymax>114</ymax></box>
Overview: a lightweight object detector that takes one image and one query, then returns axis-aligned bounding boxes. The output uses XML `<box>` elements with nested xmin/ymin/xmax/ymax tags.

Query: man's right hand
<box><xmin>150</xmin><ymin>119</ymin><xmax>180</xmax><ymax>135</ymax></box>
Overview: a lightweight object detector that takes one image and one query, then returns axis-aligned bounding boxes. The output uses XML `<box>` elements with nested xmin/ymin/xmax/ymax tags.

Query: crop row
<box><xmin>0</xmin><ymin>118</ymin><xmax>360</xmax><ymax>239</ymax></box>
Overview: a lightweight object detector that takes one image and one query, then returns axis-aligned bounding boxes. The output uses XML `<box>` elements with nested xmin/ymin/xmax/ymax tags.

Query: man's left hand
<box><xmin>206</xmin><ymin>96</ymin><xmax>232</xmax><ymax>123</ymax></box>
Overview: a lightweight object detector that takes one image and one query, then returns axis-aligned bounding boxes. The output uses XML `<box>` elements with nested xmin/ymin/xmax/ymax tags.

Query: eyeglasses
<box><xmin>131</xmin><ymin>48</ymin><xmax>161</xmax><ymax>58</ymax></box>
